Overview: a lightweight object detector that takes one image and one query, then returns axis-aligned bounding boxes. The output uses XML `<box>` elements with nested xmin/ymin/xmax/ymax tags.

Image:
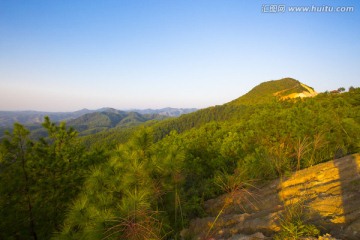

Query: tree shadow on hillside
<box><xmin>271</xmin><ymin>154</ymin><xmax>360</xmax><ymax>239</ymax></box>
<box><xmin>331</xmin><ymin>154</ymin><xmax>360</xmax><ymax>239</ymax></box>
<box><xmin>185</xmin><ymin>154</ymin><xmax>360</xmax><ymax>240</ymax></box>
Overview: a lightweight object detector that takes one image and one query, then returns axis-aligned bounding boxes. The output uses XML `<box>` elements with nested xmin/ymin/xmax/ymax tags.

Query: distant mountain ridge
<box><xmin>67</xmin><ymin>110</ymin><xmax>167</xmax><ymax>135</ymax></box>
<box><xmin>0</xmin><ymin>107</ymin><xmax>197</xmax><ymax>127</ymax></box>
<box><xmin>0</xmin><ymin>109</ymin><xmax>93</xmax><ymax>127</ymax></box>
<box><xmin>0</xmin><ymin>78</ymin><xmax>316</xmax><ymax>139</ymax></box>
<box><xmin>130</xmin><ymin>107</ymin><xmax>198</xmax><ymax>117</ymax></box>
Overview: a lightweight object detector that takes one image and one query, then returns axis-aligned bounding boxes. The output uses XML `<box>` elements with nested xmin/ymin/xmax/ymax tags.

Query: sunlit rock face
<box><xmin>277</xmin><ymin>83</ymin><xmax>318</xmax><ymax>100</ymax></box>
<box><xmin>183</xmin><ymin>154</ymin><xmax>360</xmax><ymax>240</ymax></box>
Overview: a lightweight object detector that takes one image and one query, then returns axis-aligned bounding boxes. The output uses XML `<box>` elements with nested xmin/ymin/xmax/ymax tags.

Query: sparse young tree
<box><xmin>338</xmin><ymin>87</ymin><xmax>345</xmax><ymax>92</ymax></box>
<box><xmin>294</xmin><ymin>136</ymin><xmax>311</xmax><ymax>171</ymax></box>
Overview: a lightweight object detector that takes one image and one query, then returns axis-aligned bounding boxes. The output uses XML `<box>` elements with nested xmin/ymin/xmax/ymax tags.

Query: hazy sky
<box><xmin>1</xmin><ymin>0</ymin><xmax>359</xmax><ymax>111</ymax></box>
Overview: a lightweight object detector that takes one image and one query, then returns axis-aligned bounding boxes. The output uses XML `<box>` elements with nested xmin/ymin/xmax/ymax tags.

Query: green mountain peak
<box><xmin>229</xmin><ymin>77</ymin><xmax>317</xmax><ymax>105</ymax></box>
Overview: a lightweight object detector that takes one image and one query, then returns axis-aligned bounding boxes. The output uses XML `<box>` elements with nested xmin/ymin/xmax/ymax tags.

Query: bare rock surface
<box><xmin>184</xmin><ymin>154</ymin><xmax>360</xmax><ymax>239</ymax></box>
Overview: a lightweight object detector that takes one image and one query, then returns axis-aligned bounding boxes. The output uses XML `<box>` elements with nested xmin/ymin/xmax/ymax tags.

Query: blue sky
<box><xmin>1</xmin><ymin>0</ymin><xmax>359</xmax><ymax>111</ymax></box>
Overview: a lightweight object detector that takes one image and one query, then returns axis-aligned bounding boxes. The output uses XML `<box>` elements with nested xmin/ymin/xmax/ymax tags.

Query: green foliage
<box><xmin>67</xmin><ymin>110</ymin><xmax>167</xmax><ymax>137</ymax></box>
<box><xmin>0</xmin><ymin>118</ymin><xmax>102</xmax><ymax>239</ymax></box>
<box><xmin>338</xmin><ymin>87</ymin><xmax>345</xmax><ymax>92</ymax></box>
<box><xmin>229</xmin><ymin>78</ymin><xmax>313</xmax><ymax>105</ymax></box>
<box><xmin>0</xmin><ymin>123</ymin><xmax>38</xmax><ymax>239</ymax></box>
<box><xmin>54</xmin><ymin>128</ymin><xmax>171</xmax><ymax>239</ymax></box>
<box><xmin>1</xmin><ymin>81</ymin><xmax>359</xmax><ymax>239</ymax></box>
<box><xmin>0</xmin><ymin>110</ymin><xmax>167</xmax><ymax>144</ymax></box>
<box><xmin>214</xmin><ymin>169</ymin><xmax>247</xmax><ymax>194</ymax></box>
<box><xmin>275</xmin><ymin>198</ymin><xmax>320</xmax><ymax>240</ymax></box>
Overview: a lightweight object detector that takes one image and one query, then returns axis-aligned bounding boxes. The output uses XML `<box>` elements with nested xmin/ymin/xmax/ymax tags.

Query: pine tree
<box><xmin>0</xmin><ymin>123</ymin><xmax>38</xmax><ymax>239</ymax></box>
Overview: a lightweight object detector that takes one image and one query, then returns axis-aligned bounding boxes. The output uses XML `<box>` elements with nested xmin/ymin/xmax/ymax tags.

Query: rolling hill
<box><xmin>0</xmin><ymin>109</ymin><xmax>167</xmax><ymax>139</ymax></box>
<box><xmin>78</xmin><ymin>77</ymin><xmax>320</xmax><ymax>148</ymax></box>
<box><xmin>150</xmin><ymin>78</ymin><xmax>318</xmax><ymax>137</ymax></box>
<box><xmin>1</xmin><ymin>78</ymin><xmax>312</xmax><ymax>138</ymax></box>
<box><xmin>67</xmin><ymin>109</ymin><xmax>167</xmax><ymax>135</ymax></box>
<box><xmin>0</xmin><ymin>107</ymin><xmax>197</xmax><ymax>128</ymax></box>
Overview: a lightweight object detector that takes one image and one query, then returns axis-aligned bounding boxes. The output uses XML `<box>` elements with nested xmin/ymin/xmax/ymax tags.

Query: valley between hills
<box><xmin>1</xmin><ymin>78</ymin><xmax>359</xmax><ymax>239</ymax></box>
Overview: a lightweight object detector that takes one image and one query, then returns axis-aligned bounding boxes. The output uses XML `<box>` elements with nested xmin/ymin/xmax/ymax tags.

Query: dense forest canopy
<box><xmin>1</xmin><ymin>79</ymin><xmax>359</xmax><ymax>239</ymax></box>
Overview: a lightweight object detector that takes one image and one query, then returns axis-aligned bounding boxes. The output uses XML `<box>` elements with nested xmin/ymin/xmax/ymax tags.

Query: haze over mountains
<box><xmin>0</xmin><ymin>77</ymin><xmax>314</xmax><ymax>129</ymax></box>
<box><xmin>0</xmin><ymin>107</ymin><xmax>197</xmax><ymax>127</ymax></box>
<box><xmin>0</xmin><ymin>77</ymin><xmax>318</xmax><ymax>143</ymax></box>
<box><xmin>0</xmin><ymin>78</ymin><xmax>319</xmax><ymax>136</ymax></box>
<box><xmin>71</xmin><ymin>78</ymin><xmax>324</xmax><ymax>148</ymax></box>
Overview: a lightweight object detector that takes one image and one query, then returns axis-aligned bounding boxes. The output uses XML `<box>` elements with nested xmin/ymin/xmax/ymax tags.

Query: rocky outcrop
<box><xmin>277</xmin><ymin>83</ymin><xmax>318</xmax><ymax>100</ymax></box>
<box><xmin>183</xmin><ymin>154</ymin><xmax>360</xmax><ymax>239</ymax></box>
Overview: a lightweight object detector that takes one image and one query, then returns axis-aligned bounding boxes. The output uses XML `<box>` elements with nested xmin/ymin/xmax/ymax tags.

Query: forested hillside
<box><xmin>228</xmin><ymin>77</ymin><xmax>317</xmax><ymax>105</ymax></box>
<box><xmin>67</xmin><ymin>110</ymin><xmax>167</xmax><ymax>135</ymax></box>
<box><xmin>1</xmin><ymin>79</ymin><xmax>359</xmax><ymax>239</ymax></box>
<box><xmin>80</xmin><ymin>78</ymin><xmax>318</xmax><ymax>148</ymax></box>
<box><xmin>0</xmin><ymin>110</ymin><xmax>168</xmax><ymax>141</ymax></box>
<box><xmin>128</xmin><ymin>107</ymin><xmax>198</xmax><ymax>117</ymax></box>
<box><xmin>0</xmin><ymin>108</ymin><xmax>196</xmax><ymax>128</ymax></box>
